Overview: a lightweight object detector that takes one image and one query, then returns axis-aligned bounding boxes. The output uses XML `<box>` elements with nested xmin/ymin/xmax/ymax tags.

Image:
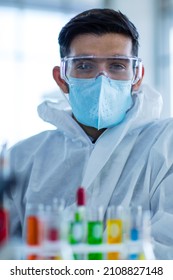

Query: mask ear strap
<box><xmin>132</xmin><ymin>60</ymin><xmax>143</xmax><ymax>85</ymax></box>
<box><xmin>60</xmin><ymin>61</ymin><xmax>64</xmax><ymax>79</ymax></box>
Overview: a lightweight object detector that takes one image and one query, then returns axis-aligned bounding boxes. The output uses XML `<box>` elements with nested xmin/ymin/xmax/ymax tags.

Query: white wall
<box><xmin>106</xmin><ymin>0</ymin><xmax>157</xmax><ymax>89</ymax></box>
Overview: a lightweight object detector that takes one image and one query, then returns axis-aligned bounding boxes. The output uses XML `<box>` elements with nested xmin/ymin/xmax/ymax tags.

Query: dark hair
<box><xmin>58</xmin><ymin>8</ymin><xmax>139</xmax><ymax>58</ymax></box>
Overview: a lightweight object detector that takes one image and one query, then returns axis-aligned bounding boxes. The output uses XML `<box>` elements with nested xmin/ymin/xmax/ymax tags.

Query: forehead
<box><xmin>69</xmin><ymin>33</ymin><xmax>133</xmax><ymax>57</ymax></box>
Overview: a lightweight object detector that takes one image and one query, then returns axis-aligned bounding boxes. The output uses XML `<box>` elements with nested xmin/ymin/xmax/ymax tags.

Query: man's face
<box><xmin>62</xmin><ymin>33</ymin><xmax>137</xmax><ymax>83</ymax></box>
<box><xmin>69</xmin><ymin>33</ymin><xmax>133</xmax><ymax>60</ymax></box>
<box><xmin>55</xmin><ymin>33</ymin><xmax>140</xmax><ymax>93</ymax></box>
<box><xmin>53</xmin><ymin>33</ymin><xmax>142</xmax><ymax>135</ymax></box>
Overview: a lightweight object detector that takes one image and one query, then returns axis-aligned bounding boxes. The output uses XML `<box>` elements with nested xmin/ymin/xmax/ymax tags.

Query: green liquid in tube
<box><xmin>87</xmin><ymin>221</ymin><xmax>103</xmax><ymax>260</ymax></box>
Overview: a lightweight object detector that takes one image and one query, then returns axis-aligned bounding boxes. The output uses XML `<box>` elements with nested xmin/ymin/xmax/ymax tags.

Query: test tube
<box><xmin>87</xmin><ymin>206</ymin><xmax>103</xmax><ymax>260</ymax></box>
<box><xmin>45</xmin><ymin>198</ymin><xmax>73</xmax><ymax>260</ymax></box>
<box><xmin>75</xmin><ymin>186</ymin><xmax>86</xmax><ymax>222</ymax></box>
<box><xmin>68</xmin><ymin>209</ymin><xmax>86</xmax><ymax>260</ymax></box>
<box><xmin>25</xmin><ymin>203</ymin><xmax>44</xmax><ymax>260</ymax></box>
<box><xmin>0</xmin><ymin>144</ymin><xmax>9</xmax><ymax>246</ymax></box>
<box><xmin>140</xmin><ymin>210</ymin><xmax>155</xmax><ymax>260</ymax></box>
<box><xmin>106</xmin><ymin>205</ymin><xmax>123</xmax><ymax>260</ymax></box>
<box><xmin>68</xmin><ymin>187</ymin><xmax>87</xmax><ymax>260</ymax></box>
<box><xmin>0</xmin><ymin>143</ymin><xmax>16</xmax><ymax>247</ymax></box>
<box><xmin>0</xmin><ymin>206</ymin><xmax>9</xmax><ymax>246</ymax></box>
<box><xmin>45</xmin><ymin>205</ymin><xmax>59</xmax><ymax>241</ymax></box>
<box><xmin>128</xmin><ymin>205</ymin><xmax>142</xmax><ymax>260</ymax></box>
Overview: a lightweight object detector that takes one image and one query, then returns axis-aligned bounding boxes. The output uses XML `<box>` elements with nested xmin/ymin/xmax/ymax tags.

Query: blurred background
<box><xmin>0</xmin><ymin>0</ymin><xmax>173</xmax><ymax>146</ymax></box>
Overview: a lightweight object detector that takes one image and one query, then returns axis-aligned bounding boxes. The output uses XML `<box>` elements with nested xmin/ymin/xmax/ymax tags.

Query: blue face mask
<box><xmin>68</xmin><ymin>75</ymin><xmax>133</xmax><ymax>130</ymax></box>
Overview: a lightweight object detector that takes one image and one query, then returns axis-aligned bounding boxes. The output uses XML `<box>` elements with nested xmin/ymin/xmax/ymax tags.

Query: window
<box><xmin>0</xmin><ymin>7</ymin><xmax>74</xmax><ymax>147</ymax></box>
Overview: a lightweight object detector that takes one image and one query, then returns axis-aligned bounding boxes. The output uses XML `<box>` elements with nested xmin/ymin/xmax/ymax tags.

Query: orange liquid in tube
<box><xmin>26</xmin><ymin>205</ymin><xmax>44</xmax><ymax>260</ymax></box>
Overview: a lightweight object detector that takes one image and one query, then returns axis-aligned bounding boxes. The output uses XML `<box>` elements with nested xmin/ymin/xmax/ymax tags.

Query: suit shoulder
<box><xmin>10</xmin><ymin>129</ymin><xmax>59</xmax><ymax>157</ymax></box>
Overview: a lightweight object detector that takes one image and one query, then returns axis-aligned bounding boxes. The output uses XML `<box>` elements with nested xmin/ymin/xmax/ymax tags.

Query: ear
<box><xmin>132</xmin><ymin>65</ymin><xmax>145</xmax><ymax>91</ymax></box>
<box><xmin>52</xmin><ymin>66</ymin><xmax>69</xmax><ymax>93</ymax></box>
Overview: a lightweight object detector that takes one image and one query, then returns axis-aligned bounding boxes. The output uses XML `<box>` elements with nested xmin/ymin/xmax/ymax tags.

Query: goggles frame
<box><xmin>60</xmin><ymin>55</ymin><xmax>142</xmax><ymax>85</ymax></box>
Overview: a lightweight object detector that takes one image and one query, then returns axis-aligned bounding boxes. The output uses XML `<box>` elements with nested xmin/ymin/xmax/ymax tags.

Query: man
<box><xmin>5</xmin><ymin>8</ymin><xmax>173</xmax><ymax>259</ymax></box>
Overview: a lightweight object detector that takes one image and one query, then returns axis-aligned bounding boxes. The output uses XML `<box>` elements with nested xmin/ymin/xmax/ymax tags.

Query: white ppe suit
<box><xmin>5</xmin><ymin>84</ymin><xmax>173</xmax><ymax>259</ymax></box>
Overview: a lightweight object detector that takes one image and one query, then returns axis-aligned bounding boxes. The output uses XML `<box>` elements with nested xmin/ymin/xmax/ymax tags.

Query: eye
<box><xmin>75</xmin><ymin>61</ymin><xmax>95</xmax><ymax>71</ymax></box>
<box><xmin>109</xmin><ymin>63</ymin><xmax>126</xmax><ymax>71</ymax></box>
<box><xmin>108</xmin><ymin>58</ymin><xmax>131</xmax><ymax>72</ymax></box>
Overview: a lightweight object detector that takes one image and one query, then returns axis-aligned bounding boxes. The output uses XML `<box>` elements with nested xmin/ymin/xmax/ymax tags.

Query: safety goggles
<box><xmin>60</xmin><ymin>55</ymin><xmax>142</xmax><ymax>84</ymax></box>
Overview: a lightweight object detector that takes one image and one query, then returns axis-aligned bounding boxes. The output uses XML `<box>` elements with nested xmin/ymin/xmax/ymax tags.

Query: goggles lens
<box><xmin>61</xmin><ymin>56</ymin><xmax>142</xmax><ymax>83</ymax></box>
